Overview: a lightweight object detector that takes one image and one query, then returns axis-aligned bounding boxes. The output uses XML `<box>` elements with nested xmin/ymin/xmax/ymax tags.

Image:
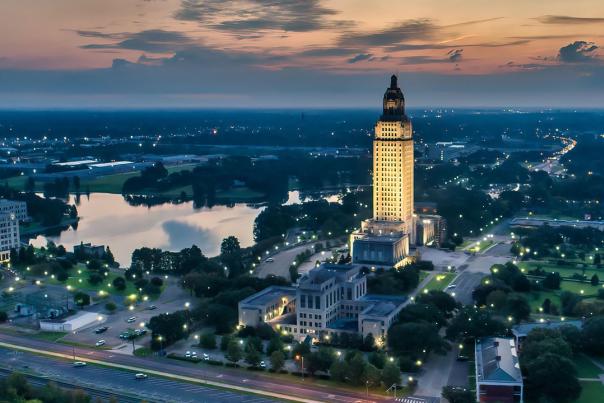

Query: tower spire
<box><xmin>382</xmin><ymin>74</ymin><xmax>405</xmax><ymax>119</ymax></box>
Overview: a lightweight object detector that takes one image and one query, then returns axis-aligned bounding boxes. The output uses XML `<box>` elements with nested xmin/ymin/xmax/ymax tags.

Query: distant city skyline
<box><xmin>1</xmin><ymin>0</ymin><xmax>604</xmax><ymax>108</ymax></box>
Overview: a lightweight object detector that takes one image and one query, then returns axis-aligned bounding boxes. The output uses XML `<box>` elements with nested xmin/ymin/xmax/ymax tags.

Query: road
<box><xmin>255</xmin><ymin>243</ymin><xmax>317</xmax><ymax>279</ymax></box>
<box><xmin>0</xmin><ymin>332</ymin><xmax>390</xmax><ymax>403</ymax></box>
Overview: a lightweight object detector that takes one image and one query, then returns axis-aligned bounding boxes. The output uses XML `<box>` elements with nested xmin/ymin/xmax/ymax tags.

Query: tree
<box><xmin>329</xmin><ymin>359</ymin><xmax>347</xmax><ymax>382</ymax></box>
<box><xmin>147</xmin><ymin>311</ymin><xmax>188</xmax><ymax>350</ymax></box>
<box><xmin>74</xmin><ymin>292</ymin><xmax>90</xmax><ymax>307</ymax></box>
<box><xmin>442</xmin><ymin>386</ymin><xmax>475</xmax><ymax>403</ymax></box>
<box><xmin>512</xmin><ymin>274</ymin><xmax>531</xmax><ymax>292</ymax></box>
<box><xmin>381</xmin><ymin>362</ymin><xmax>401</xmax><ymax>387</ymax></box>
<box><xmin>592</xmin><ymin>274</ymin><xmax>600</xmax><ymax>286</ymax></box>
<box><xmin>416</xmin><ymin>290</ymin><xmax>459</xmax><ymax>316</ymax></box>
<box><xmin>112</xmin><ymin>276</ymin><xmax>126</xmax><ymax>291</ymax></box>
<box><xmin>543</xmin><ymin>272</ymin><xmax>561</xmax><ymax>290</ymax></box>
<box><xmin>0</xmin><ymin>311</ymin><xmax>7</xmax><ymax>323</ymax></box>
<box><xmin>581</xmin><ymin>316</ymin><xmax>604</xmax><ymax>355</ymax></box>
<box><xmin>368</xmin><ymin>351</ymin><xmax>386</xmax><ymax>369</ymax></box>
<box><xmin>363</xmin><ymin>363</ymin><xmax>381</xmax><ymax>388</ymax></box>
<box><xmin>361</xmin><ymin>333</ymin><xmax>375</xmax><ymax>351</ymax></box>
<box><xmin>523</xmin><ymin>353</ymin><xmax>581</xmax><ymax>402</ymax></box>
<box><xmin>446</xmin><ymin>306</ymin><xmax>505</xmax><ymax>340</ymax></box>
<box><xmin>226</xmin><ymin>339</ymin><xmax>242</xmax><ymax>364</ymax></box>
<box><xmin>542</xmin><ymin>298</ymin><xmax>552</xmax><ymax>314</ymax></box>
<box><xmin>595</xmin><ymin>253</ymin><xmax>602</xmax><ymax>267</ymax></box>
<box><xmin>220</xmin><ymin>335</ymin><xmax>232</xmax><ymax>351</ymax></box>
<box><xmin>105</xmin><ymin>302</ymin><xmax>117</xmax><ymax>312</ymax></box>
<box><xmin>270</xmin><ymin>351</ymin><xmax>285</xmax><ymax>372</ymax></box>
<box><xmin>306</xmin><ymin>347</ymin><xmax>334</xmax><ymax>375</ymax></box>
<box><xmin>388</xmin><ymin>322</ymin><xmax>447</xmax><ymax>356</ymax></box>
<box><xmin>559</xmin><ymin>324</ymin><xmax>583</xmax><ymax>354</ymax></box>
<box><xmin>521</xmin><ymin>329</ymin><xmax>573</xmax><ymax>363</ymax></box>
<box><xmin>221</xmin><ymin>235</ymin><xmax>241</xmax><ymax>257</ymax></box>
<box><xmin>266</xmin><ymin>336</ymin><xmax>284</xmax><ymax>356</ymax></box>
<box><xmin>244</xmin><ymin>345</ymin><xmax>262</xmax><ymax>367</ymax></box>
<box><xmin>504</xmin><ymin>293</ymin><xmax>531</xmax><ymax>323</ymax></box>
<box><xmin>200</xmin><ymin>333</ymin><xmax>217</xmax><ymax>350</ymax></box>
<box><xmin>88</xmin><ymin>272</ymin><xmax>103</xmax><ymax>286</ymax></box>
<box><xmin>345</xmin><ymin>352</ymin><xmax>367</xmax><ymax>384</ymax></box>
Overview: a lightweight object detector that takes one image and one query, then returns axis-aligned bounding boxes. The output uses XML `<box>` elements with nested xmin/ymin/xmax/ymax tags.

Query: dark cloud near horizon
<box><xmin>174</xmin><ymin>0</ymin><xmax>354</xmax><ymax>33</ymax></box>
<box><xmin>80</xmin><ymin>29</ymin><xmax>193</xmax><ymax>53</ymax></box>
<box><xmin>447</xmin><ymin>49</ymin><xmax>463</xmax><ymax>62</ymax></box>
<box><xmin>339</xmin><ymin>19</ymin><xmax>437</xmax><ymax>47</ymax></box>
<box><xmin>558</xmin><ymin>41</ymin><xmax>599</xmax><ymax>63</ymax></box>
<box><xmin>347</xmin><ymin>53</ymin><xmax>373</xmax><ymax>64</ymax></box>
<box><xmin>537</xmin><ymin>15</ymin><xmax>604</xmax><ymax>24</ymax></box>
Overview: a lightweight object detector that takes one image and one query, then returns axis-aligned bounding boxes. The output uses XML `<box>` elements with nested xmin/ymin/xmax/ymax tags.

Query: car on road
<box><xmin>73</xmin><ymin>361</ymin><xmax>87</xmax><ymax>367</ymax></box>
<box><xmin>95</xmin><ymin>340</ymin><xmax>106</xmax><ymax>347</ymax></box>
<box><xmin>135</xmin><ymin>373</ymin><xmax>148</xmax><ymax>380</ymax></box>
<box><xmin>446</xmin><ymin>284</ymin><xmax>457</xmax><ymax>289</ymax></box>
<box><xmin>127</xmin><ymin>316</ymin><xmax>136</xmax><ymax>323</ymax></box>
<box><xmin>264</xmin><ymin>258</ymin><xmax>274</xmax><ymax>263</ymax></box>
<box><xmin>456</xmin><ymin>353</ymin><xmax>469</xmax><ymax>361</ymax></box>
<box><xmin>147</xmin><ymin>305</ymin><xmax>157</xmax><ymax>310</ymax></box>
<box><xmin>94</xmin><ymin>326</ymin><xmax>108</xmax><ymax>334</ymax></box>
<box><xmin>202</xmin><ymin>353</ymin><xmax>209</xmax><ymax>361</ymax></box>
<box><xmin>259</xmin><ymin>361</ymin><xmax>266</xmax><ymax>368</ymax></box>
<box><xmin>185</xmin><ymin>351</ymin><xmax>192</xmax><ymax>358</ymax></box>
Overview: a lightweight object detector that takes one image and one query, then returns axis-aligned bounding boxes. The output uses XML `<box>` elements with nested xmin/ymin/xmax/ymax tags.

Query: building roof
<box><xmin>512</xmin><ymin>319</ymin><xmax>582</xmax><ymax>338</ymax></box>
<box><xmin>475</xmin><ymin>337</ymin><xmax>523</xmax><ymax>384</ymax></box>
<box><xmin>360</xmin><ymin>294</ymin><xmax>407</xmax><ymax>317</ymax></box>
<box><xmin>239</xmin><ymin>286</ymin><xmax>296</xmax><ymax>307</ymax></box>
<box><xmin>300</xmin><ymin>264</ymin><xmax>361</xmax><ymax>286</ymax></box>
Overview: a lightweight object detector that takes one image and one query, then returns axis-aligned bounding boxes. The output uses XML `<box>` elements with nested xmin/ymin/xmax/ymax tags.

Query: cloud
<box><xmin>347</xmin><ymin>53</ymin><xmax>373</xmax><ymax>63</ymax></box>
<box><xmin>536</xmin><ymin>15</ymin><xmax>604</xmax><ymax>25</ymax></box>
<box><xmin>447</xmin><ymin>49</ymin><xmax>463</xmax><ymax>62</ymax></box>
<box><xmin>388</xmin><ymin>40</ymin><xmax>529</xmax><ymax>52</ymax></box>
<box><xmin>174</xmin><ymin>0</ymin><xmax>353</xmax><ymax>33</ymax></box>
<box><xmin>80</xmin><ymin>29</ymin><xmax>193</xmax><ymax>53</ymax></box>
<box><xmin>73</xmin><ymin>30</ymin><xmax>125</xmax><ymax>40</ymax></box>
<box><xmin>500</xmin><ymin>61</ymin><xmax>550</xmax><ymax>70</ymax></box>
<box><xmin>298</xmin><ymin>47</ymin><xmax>359</xmax><ymax>57</ymax></box>
<box><xmin>339</xmin><ymin>19</ymin><xmax>437</xmax><ymax>47</ymax></box>
<box><xmin>558</xmin><ymin>41</ymin><xmax>599</xmax><ymax>63</ymax></box>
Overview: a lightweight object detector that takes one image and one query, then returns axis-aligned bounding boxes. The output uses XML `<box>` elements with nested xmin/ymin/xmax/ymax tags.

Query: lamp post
<box><xmin>296</xmin><ymin>354</ymin><xmax>304</xmax><ymax>381</ymax></box>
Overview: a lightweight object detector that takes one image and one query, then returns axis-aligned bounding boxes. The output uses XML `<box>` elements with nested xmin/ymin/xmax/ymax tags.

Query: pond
<box><xmin>28</xmin><ymin>190</ymin><xmax>343</xmax><ymax>266</ymax></box>
<box><xmin>29</xmin><ymin>193</ymin><xmax>264</xmax><ymax>266</ymax></box>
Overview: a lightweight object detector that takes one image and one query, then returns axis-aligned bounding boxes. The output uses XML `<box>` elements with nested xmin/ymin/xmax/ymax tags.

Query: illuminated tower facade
<box><xmin>373</xmin><ymin>75</ymin><xmax>414</xmax><ymax>228</ymax></box>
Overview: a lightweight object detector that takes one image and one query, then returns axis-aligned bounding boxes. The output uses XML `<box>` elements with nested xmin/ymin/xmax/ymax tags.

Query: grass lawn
<box><xmin>421</xmin><ymin>272</ymin><xmax>455</xmax><ymax>292</ymax></box>
<box><xmin>576</xmin><ymin>381</ymin><xmax>604</xmax><ymax>403</ymax></box>
<box><xmin>574</xmin><ymin>354</ymin><xmax>603</xmax><ymax>379</ymax></box>
<box><xmin>134</xmin><ymin>347</ymin><xmax>153</xmax><ymax>357</ymax></box>
<box><xmin>29</xmin><ymin>331</ymin><xmax>67</xmax><ymax>342</ymax></box>
<box><xmin>3</xmin><ymin>163</ymin><xmax>200</xmax><ymax>194</ymax></box>
<box><xmin>520</xmin><ymin>261</ymin><xmax>604</xmax><ymax>281</ymax></box>
<box><xmin>463</xmin><ymin>240</ymin><xmax>493</xmax><ymax>253</ymax></box>
<box><xmin>46</xmin><ymin>265</ymin><xmax>138</xmax><ymax>297</ymax></box>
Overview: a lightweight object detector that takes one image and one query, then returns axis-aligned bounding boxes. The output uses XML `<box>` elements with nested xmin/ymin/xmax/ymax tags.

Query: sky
<box><xmin>1</xmin><ymin>0</ymin><xmax>604</xmax><ymax>108</ymax></box>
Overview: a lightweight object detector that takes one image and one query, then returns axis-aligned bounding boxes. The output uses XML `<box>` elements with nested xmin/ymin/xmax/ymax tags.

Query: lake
<box><xmin>29</xmin><ymin>193</ymin><xmax>264</xmax><ymax>266</ymax></box>
<box><xmin>28</xmin><ymin>190</ymin><xmax>341</xmax><ymax>266</ymax></box>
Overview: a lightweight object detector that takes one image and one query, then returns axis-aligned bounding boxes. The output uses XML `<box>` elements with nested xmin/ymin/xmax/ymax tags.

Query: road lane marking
<box><xmin>0</xmin><ymin>341</ymin><xmax>322</xmax><ymax>403</ymax></box>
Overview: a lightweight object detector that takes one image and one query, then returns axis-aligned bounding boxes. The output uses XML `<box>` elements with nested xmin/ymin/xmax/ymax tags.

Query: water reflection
<box><xmin>29</xmin><ymin>193</ymin><xmax>264</xmax><ymax>266</ymax></box>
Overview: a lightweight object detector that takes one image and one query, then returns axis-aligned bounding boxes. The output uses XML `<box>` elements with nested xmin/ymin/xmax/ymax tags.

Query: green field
<box><xmin>4</xmin><ymin>163</ymin><xmax>200</xmax><ymax>194</ymax></box>
<box><xmin>520</xmin><ymin>261</ymin><xmax>604</xmax><ymax>281</ymax></box>
<box><xmin>574</xmin><ymin>354</ymin><xmax>603</xmax><ymax>379</ymax></box>
<box><xmin>45</xmin><ymin>265</ymin><xmax>138</xmax><ymax>297</ymax></box>
<box><xmin>577</xmin><ymin>381</ymin><xmax>604</xmax><ymax>403</ymax></box>
<box><xmin>421</xmin><ymin>272</ymin><xmax>455</xmax><ymax>293</ymax></box>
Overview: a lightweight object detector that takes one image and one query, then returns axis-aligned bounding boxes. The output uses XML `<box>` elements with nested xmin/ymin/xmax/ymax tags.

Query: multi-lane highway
<box><xmin>0</xmin><ymin>332</ymin><xmax>389</xmax><ymax>403</ymax></box>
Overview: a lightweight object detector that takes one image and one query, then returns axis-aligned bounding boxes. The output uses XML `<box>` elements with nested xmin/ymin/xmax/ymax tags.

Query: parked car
<box><xmin>185</xmin><ymin>351</ymin><xmax>192</xmax><ymax>358</ymax></box>
<box><xmin>202</xmin><ymin>353</ymin><xmax>210</xmax><ymax>361</ymax></box>
<box><xmin>127</xmin><ymin>317</ymin><xmax>136</xmax><ymax>323</ymax></box>
<box><xmin>264</xmin><ymin>258</ymin><xmax>274</xmax><ymax>263</ymax></box>
<box><xmin>259</xmin><ymin>361</ymin><xmax>266</xmax><ymax>368</ymax></box>
<box><xmin>94</xmin><ymin>326</ymin><xmax>108</xmax><ymax>334</ymax></box>
<box><xmin>73</xmin><ymin>361</ymin><xmax>87</xmax><ymax>367</ymax></box>
<box><xmin>95</xmin><ymin>340</ymin><xmax>106</xmax><ymax>347</ymax></box>
<box><xmin>135</xmin><ymin>373</ymin><xmax>148</xmax><ymax>380</ymax></box>
<box><xmin>147</xmin><ymin>305</ymin><xmax>157</xmax><ymax>310</ymax></box>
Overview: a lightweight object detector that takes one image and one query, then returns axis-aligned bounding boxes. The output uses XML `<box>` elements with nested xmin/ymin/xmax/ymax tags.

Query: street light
<box><xmin>295</xmin><ymin>355</ymin><xmax>304</xmax><ymax>380</ymax></box>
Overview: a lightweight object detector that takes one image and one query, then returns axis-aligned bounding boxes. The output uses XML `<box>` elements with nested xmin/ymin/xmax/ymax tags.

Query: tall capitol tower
<box><xmin>351</xmin><ymin>75</ymin><xmax>443</xmax><ymax>268</ymax></box>
<box><xmin>373</xmin><ymin>74</ymin><xmax>414</xmax><ymax>227</ymax></box>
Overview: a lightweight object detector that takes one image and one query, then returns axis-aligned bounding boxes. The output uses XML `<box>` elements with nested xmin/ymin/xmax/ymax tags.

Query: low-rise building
<box><xmin>0</xmin><ymin>212</ymin><xmax>20</xmax><ymax>261</ymax></box>
<box><xmin>239</xmin><ymin>264</ymin><xmax>406</xmax><ymax>344</ymax></box>
<box><xmin>39</xmin><ymin>311</ymin><xmax>102</xmax><ymax>332</ymax></box>
<box><xmin>73</xmin><ymin>242</ymin><xmax>106</xmax><ymax>258</ymax></box>
<box><xmin>475</xmin><ymin>337</ymin><xmax>524</xmax><ymax>402</ymax></box>
<box><xmin>511</xmin><ymin>319</ymin><xmax>582</xmax><ymax>350</ymax></box>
